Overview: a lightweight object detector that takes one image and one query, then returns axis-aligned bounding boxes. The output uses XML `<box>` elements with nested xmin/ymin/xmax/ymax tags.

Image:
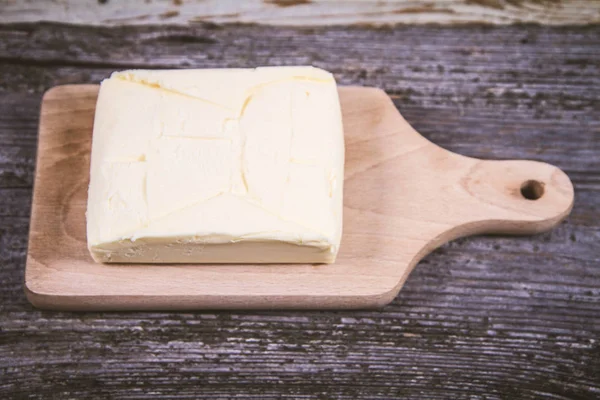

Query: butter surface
<box><xmin>87</xmin><ymin>67</ymin><xmax>344</xmax><ymax>263</ymax></box>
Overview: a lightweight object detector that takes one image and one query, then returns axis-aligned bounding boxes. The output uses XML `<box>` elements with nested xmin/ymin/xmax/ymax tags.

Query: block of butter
<box><xmin>86</xmin><ymin>67</ymin><xmax>344</xmax><ymax>264</ymax></box>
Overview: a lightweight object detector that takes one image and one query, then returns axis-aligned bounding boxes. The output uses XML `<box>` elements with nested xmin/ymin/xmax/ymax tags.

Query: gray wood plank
<box><xmin>0</xmin><ymin>22</ymin><xmax>599</xmax><ymax>399</ymax></box>
<box><xmin>1</xmin><ymin>0</ymin><xmax>600</xmax><ymax>26</ymax></box>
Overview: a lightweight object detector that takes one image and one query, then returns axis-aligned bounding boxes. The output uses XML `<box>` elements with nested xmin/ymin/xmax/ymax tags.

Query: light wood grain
<box><xmin>2</xmin><ymin>0</ymin><xmax>600</xmax><ymax>26</ymax></box>
<box><xmin>24</xmin><ymin>84</ymin><xmax>573</xmax><ymax>311</ymax></box>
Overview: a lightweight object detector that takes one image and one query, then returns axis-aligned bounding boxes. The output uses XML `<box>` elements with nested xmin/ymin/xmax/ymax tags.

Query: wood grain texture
<box><xmin>25</xmin><ymin>84</ymin><xmax>573</xmax><ymax>311</ymax></box>
<box><xmin>1</xmin><ymin>22</ymin><xmax>599</xmax><ymax>398</ymax></box>
<box><xmin>2</xmin><ymin>0</ymin><xmax>600</xmax><ymax>26</ymax></box>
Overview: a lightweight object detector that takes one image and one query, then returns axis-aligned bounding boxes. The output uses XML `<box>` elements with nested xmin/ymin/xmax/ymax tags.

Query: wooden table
<box><xmin>1</xmin><ymin>4</ymin><xmax>599</xmax><ymax>398</ymax></box>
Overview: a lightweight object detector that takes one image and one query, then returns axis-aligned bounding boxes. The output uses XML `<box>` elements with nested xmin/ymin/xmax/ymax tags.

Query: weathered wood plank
<box><xmin>1</xmin><ymin>0</ymin><xmax>600</xmax><ymax>26</ymax></box>
<box><xmin>1</xmin><ymin>23</ymin><xmax>598</xmax><ymax>182</ymax></box>
<box><xmin>0</xmin><ymin>22</ymin><xmax>599</xmax><ymax>398</ymax></box>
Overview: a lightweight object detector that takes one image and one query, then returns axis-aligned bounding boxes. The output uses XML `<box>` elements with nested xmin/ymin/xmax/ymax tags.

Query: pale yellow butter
<box><xmin>87</xmin><ymin>67</ymin><xmax>344</xmax><ymax>263</ymax></box>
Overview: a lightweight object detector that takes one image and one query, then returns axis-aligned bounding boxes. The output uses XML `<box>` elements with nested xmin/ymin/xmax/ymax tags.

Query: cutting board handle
<box><xmin>449</xmin><ymin>157</ymin><xmax>574</xmax><ymax>237</ymax></box>
<box><xmin>372</xmin><ymin>88</ymin><xmax>575</xmax><ymax>252</ymax></box>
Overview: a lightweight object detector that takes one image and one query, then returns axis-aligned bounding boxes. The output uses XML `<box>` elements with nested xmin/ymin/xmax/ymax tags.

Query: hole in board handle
<box><xmin>520</xmin><ymin>180</ymin><xmax>545</xmax><ymax>200</ymax></box>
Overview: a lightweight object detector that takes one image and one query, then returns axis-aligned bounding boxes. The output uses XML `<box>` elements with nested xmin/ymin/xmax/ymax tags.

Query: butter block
<box><xmin>87</xmin><ymin>67</ymin><xmax>344</xmax><ymax>263</ymax></box>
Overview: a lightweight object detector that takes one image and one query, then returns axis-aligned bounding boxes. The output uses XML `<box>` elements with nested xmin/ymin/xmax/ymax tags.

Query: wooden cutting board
<box><xmin>25</xmin><ymin>84</ymin><xmax>574</xmax><ymax>311</ymax></box>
